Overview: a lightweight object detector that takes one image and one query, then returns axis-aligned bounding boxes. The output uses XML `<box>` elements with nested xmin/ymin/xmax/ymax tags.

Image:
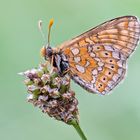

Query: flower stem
<box><xmin>69</xmin><ymin>120</ymin><xmax>87</xmax><ymax>140</ymax></box>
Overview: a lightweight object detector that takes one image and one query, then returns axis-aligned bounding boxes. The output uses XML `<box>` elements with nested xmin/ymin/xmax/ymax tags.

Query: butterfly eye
<box><xmin>42</xmin><ymin>46</ymin><xmax>53</xmax><ymax>60</ymax></box>
<box><xmin>46</xmin><ymin>46</ymin><xmax>53</xmax><ymax>57</ymax></box>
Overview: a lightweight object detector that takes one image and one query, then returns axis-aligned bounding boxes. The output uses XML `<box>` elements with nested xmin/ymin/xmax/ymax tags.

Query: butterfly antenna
<box><xmin>38</xmin><ymin>20</ymin><xmax>46</xmax><ymax>44</ymax></box>
<box><xmin>48</xmin><ymin>19</ymin><xmax>54</xmax><ymax>46</ymax></box>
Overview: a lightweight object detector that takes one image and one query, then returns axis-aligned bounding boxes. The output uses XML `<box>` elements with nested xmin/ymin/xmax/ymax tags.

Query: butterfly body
<box><xmin>42</xmin><ymin>16</ymin><xmax>140</xmax><ymax>95</ymax></box>
<box><xmin>52</xmin><ymin>51</ymin><xmax>69</xmax><ymax>76</ymax></box>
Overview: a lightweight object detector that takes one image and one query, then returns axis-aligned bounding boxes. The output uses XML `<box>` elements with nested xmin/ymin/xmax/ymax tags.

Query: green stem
<box><xmin>69</xmin><ymin>120</ymin><xmax>87</xmax><ymax>140</ymax></box>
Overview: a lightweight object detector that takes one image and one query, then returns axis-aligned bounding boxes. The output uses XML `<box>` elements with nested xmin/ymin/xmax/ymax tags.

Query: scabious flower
<box><xmin>19</xmin><ymin>63</ymin><xmax>79</xmax><ymax>123</ymax></box>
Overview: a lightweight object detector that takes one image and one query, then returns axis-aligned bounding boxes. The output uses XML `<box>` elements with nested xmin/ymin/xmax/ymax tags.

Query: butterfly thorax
<box><xmin>41</xmin><ymin>46</ymin><xmax>69</xmax><ymax>76</ymax></box>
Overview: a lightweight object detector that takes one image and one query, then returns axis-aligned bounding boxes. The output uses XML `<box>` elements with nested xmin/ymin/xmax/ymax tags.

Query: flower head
<box><xmin>20</xmin><ymin>63</ymin><xmax>79</xmax><ymax>123</ymax></box>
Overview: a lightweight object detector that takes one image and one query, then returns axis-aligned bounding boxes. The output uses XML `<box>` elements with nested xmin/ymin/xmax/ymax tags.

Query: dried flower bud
<box><xmin>28</xmin><ymin>85</ymin><xmax>39</xmax><ymax>92</ymax></box>
<box><xmin>24</xmin><ymin>79</ymin><xmax>33</xmax><ymax>86</ymax></box>
<box><xmin>49</xmin><ymin>88</ymin><xmax>60</xmax><ymax>98</ymax></box>
<box><xmin>20</xmin><ymin>63</ymin><xmax>79</xmax><ymax>123</ymax></box>
<box><xmin>41</xmin><ymin>74</ymin><xmax>50</xmax><ymax>84</ymax></box>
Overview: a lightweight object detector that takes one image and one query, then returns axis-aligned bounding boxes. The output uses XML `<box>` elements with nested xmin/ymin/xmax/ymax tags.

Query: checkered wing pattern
<box><xmin>59</xmin><ymin>16</ymin><xmax>140</xmax><ymax>94</ymax></box>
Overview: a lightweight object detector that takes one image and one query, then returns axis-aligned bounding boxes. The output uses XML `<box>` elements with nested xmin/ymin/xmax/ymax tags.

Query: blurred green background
<box><xmin>0</xmin><ymin>0</ymin><xmax>140</xmax><ymax>140</ymax></box>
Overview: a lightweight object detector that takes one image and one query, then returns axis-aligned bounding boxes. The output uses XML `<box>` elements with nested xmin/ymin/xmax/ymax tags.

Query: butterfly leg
<box><xmin>50</xmin><ymin>55</ymin><xmax>57</xmax><ymax>74</ymax></box>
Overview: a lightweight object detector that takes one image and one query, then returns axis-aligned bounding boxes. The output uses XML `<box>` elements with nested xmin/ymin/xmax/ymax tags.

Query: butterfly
<box><xmin>40</xmin><ymin>16</ymin><xmax>140</xmax><ymax>95</ymax></box>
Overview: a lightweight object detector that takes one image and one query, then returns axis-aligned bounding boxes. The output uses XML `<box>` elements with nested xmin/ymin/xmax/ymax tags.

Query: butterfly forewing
<box><xmin>59</xmin><ymin>16</ymin><xmax>140</xmax><ymax>95</ymax></box>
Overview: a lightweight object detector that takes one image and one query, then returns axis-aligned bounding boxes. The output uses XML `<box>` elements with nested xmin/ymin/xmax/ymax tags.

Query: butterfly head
<box><xmin>40</xmin><ymin>45</ymin><xmax>53</xmax><ymax>60</ymax></box>
<box><xmin>39</xmin><ymin>19</ymin><xmax>54</xmax><ymax>61</ymax></box>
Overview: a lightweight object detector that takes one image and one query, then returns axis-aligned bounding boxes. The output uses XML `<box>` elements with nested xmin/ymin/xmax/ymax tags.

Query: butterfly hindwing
<box><xmin>59</xmin><ymin>16</ymin><xmax>140</xmax><ymax>94</ymax></box>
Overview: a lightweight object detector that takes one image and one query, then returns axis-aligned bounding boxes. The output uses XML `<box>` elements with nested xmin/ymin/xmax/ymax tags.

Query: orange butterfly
<box><xmin>40</xmin><ymin>16</ymin><xmax>140</xmax><ymax>95</ymax></box>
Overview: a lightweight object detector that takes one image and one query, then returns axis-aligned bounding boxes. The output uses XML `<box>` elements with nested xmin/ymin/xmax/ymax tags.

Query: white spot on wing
<box><xmin>105</xmin><ymin>86</ymin><xmax>110</xmax><ymax>91</ymax></box>
<box><xmin>129</xmin><ymin>21</ymin><xmax>135</xmax><ymax>27</ymax></box>
<box><xmin>108</xmin><ymin>81</ymin><xmax>114</xmax><ymax>88</ymax></box>
<box><xmin>112</xmin><ymin>52</ymin><xmax>120</xmax><ymax>59</ymax></box>
<box><xmin>90</xmin><ymin>52</ymin><xmax>95</xmax><ymax>57</ymax></box>
<box><xmin>120</xmin><ymin>54</ymin><xmax>127</xmax><ymax>60</ymax></box>
<box><xmin>76</xmin><ymin>65</ymin><xmax>85</xmax><ymax>73</ymax></box>
<box><xmin>98</xmin><ymin>61</ymin><xmax>104</xmax><ymax>67</ymax></box>
<box><xmin>88</xmin><ymin>45</ymin><xmax>92</xmax><ymax>52</ymax></box>
<box><xmin>135</xmin><ymin>28</ymin><xmax>140</xmax><ymax>33</ymax></box>
<box><xmin>117</xmin><ymin>60</ymin><xmax>123</xmax><ymax>67</ymax></box>
<box><xmin>94</xmin><ymin>58</ymin><xmax>100</xmax><ymax>62</ymax></box>
<box><xmin>74</xmin><ymin>57</ymin><xmax>81</xmax><ymax>63</ymax></box>
<box><xmin>85</xmin><ymin>61</ymin><xmax>90</xmax><ymax>67</ymax></box>
<box><xmin>112</xmin><ymin>74</ymin><xmax>120</xmax><ymax>82</ymax></box>
<box><xmin>98</xmin><ymin>67</ymin><xmax>103</xmax><ymax>71</ymax></box>
<box><xmin>118</xmin><ymin>68</ymin><xmax>123</xmax><ymax>75</ymax></box>
<box><xmin>117</xmin><ymin>60</ymin><xmax>126</xmax><ymax>68</ymax></box>
<box><xmin>71</xmin><ymin>48</ymin><xmax>79</xmax><ymax>55</ymax></box>
<box><xmin>104</xmin><ymin>45</ymin><xmax>114</xmax><ymax>51</ymax></box>
<box><xmin>92</xmin><ymin>69</ymin><xmax>98</xmax><ymax>75</ymax></box>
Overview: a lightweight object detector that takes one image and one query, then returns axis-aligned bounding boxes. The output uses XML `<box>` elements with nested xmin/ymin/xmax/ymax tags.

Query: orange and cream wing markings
<box><xmin>59</xmin><ymin>16</ymin><xmax>140</xmax><ymax>94</ymax></box>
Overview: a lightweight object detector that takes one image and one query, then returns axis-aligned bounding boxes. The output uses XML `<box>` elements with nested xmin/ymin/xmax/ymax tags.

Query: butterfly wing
<box><xmin>59</xmin><ymin>16</ymin><xmax>140</xmax><ymax>94</ymax></box>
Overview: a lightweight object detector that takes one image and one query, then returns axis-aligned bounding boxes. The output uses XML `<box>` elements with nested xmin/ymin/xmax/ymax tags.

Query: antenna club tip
<box><xmin>49</xmin><ymin>19</ymin><xmax>54</xmax><ymax>28</ymax></box>
<box><xmin>38</xmin><ymin>20</ymin><xmax>43</xmax><ymax>29</ymax></box>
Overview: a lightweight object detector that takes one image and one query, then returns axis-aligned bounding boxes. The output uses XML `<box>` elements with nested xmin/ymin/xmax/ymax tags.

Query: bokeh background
<box><xmin>0</xmin><ymin>0</ymin><xmax>140</xmax><ymax>140</ymax></box>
